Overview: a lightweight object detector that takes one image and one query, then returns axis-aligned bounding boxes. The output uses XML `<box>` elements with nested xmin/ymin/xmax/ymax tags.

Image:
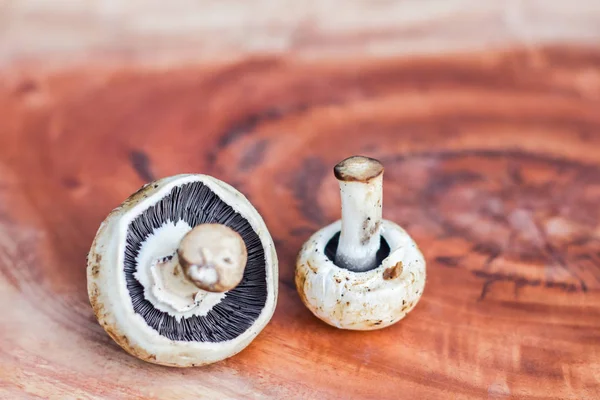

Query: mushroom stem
<box><xmin>177</xmin><ymin>224</ymin><xmax>248</xmax><ymax>293</ymax></box>
<box><xmin>334</xmin><ymin>156</ymin><xmax>384</xmax><ymax>272</ymax></box>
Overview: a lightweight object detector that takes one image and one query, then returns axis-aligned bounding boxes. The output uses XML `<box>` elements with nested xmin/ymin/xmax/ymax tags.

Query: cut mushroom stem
<box><xmin>334</xmin><ymin>155</ymin><xmax>384</xmax><ymax>272</ymax></box>
<box><xmin>176</xmin><ymin>224</ymin><xmax>248</xmax><ymax>293</ymax></box>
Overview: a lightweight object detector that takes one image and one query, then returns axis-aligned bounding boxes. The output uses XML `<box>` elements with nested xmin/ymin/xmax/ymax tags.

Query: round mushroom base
<box><xmin>295</xmin><ymin>220</ymin><xmax>426</xmax><ymax>330</ymax></box>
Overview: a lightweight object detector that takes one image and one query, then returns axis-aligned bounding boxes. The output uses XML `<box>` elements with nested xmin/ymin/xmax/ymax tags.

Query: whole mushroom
<box><xmin>88</xmin><ymin>174</ymin><xmax>278</xmax><ymax>367</ymax></box>
<box><xmin>295</xmin><ymin>156</ymin><xmax>426</xmax><ymax>330</ymax></box>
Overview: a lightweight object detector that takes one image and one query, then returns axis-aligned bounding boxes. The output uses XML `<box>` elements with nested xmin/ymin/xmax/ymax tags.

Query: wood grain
<box><xmin>0</xmin><ymin>46</ymin><xmax>599</xmax><ymax>399</ymax></box>
<box><xmin>2</xmin><ymin>1</ymin><xmax>600</xmax><ymax>66</ymax></box>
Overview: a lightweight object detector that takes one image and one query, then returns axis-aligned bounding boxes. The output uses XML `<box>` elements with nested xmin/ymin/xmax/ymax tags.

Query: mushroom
<box><xmin>88</xmin><ymin>174</ymin><xmax>278</xmax><ymax>367</ymax></box>
<box><xmin>295</xmin><ymin>156</ymin><xmax>426</xmax><ymax>330</ymax></box>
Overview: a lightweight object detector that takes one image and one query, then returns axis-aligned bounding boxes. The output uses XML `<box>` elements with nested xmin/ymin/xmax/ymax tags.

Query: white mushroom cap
<box><xmin>296</xmin><ymin>220</ymin><xmax>425</xmax><ymax>330</ymax></box>
<box><xmin>295</xmin><ymin>156</ymin><xmax>426</xmax><ymax>330</ymax></box>
<box><xmin>87</xmin><ymin>174</ymin><xmax>278</xmax><ymax>367</ymax></box>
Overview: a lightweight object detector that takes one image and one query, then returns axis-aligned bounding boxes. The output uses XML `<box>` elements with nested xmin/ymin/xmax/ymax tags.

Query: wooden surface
<box><xmin>1</xmin><ymin>45</ymin><xmax>600</xmax><ymax>399</ymax></box>
<box><xmin>2</xmin><ymin>1</ymin><xmax>600</xmax><ymax>66</ymax></box>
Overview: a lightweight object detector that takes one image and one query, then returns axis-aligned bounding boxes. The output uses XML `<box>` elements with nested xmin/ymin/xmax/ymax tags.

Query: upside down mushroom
<box><xmin>295</xmin><ymin>156</ymin><xmax>426</xmax><ymax>330</ymax></box>
<box><xmin>88</xmin><ymin>174</ymin><xmax>278</xmax><ymax>367</ymax></box>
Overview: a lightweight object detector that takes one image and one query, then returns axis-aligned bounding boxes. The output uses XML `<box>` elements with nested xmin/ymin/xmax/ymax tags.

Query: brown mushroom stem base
<box><xmin>177</xmin><ymin>224</ymin><xmax>248</xmax><ymax>293</ymax></box>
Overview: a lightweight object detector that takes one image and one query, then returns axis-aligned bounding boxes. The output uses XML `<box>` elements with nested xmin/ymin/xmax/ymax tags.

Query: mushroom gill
<box><xmin>124</xmin><ymin>181</ymin><xmax>268</xmax><ymax>342</ymax></box>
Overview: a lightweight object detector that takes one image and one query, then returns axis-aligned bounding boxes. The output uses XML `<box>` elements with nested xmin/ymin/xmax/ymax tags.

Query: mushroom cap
<box><xmin>295</xmin><ymin>220</ymin><xmax>425</xmax><ymax>330</ymax></box>
<box><xmin>87</xmin><ymin>174</ymin><xmax>278</xmax><ymax>367</ymax></box>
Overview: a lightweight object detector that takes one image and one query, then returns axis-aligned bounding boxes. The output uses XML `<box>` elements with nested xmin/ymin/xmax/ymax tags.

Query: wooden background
<box><xmin>1</xmin><ymin>2</ymin><xmax>599</xmax><ymax>399</ymax></box>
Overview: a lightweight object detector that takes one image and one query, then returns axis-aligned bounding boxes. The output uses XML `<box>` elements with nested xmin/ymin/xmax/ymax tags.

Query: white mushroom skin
<box><xmin>295</xmin><ymin>156</ymin><xmax>426</xmax><ymax>330</ymax></box>
<box><xmin>87</xmin><ymin>174</ymin><xmax>278</xmax><ymax>367</ymax></box>
<box><xmin>334</xmin><ymin>156</ymin><xmax>384</xmax><ymax>272</ymax></box>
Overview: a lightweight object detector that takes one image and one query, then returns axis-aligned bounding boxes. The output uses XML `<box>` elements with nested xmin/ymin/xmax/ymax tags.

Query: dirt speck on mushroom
<box><xmin>305</xmin><ymin>260</ymin><xmax>318</xmax><ymax>274</ymax></box>
<box><xmin>360</xmin><ymin>219</ymin><xmax>381</xmax><ymax>246</ymax></box>
<box><xmin>121</xmin><ymin>182</ymin><xmax>158</xmax><ymax>209</ymax></box>
<box><xmin>383</xmin><ymin>261</ymin><xmax>403</xmax><ymax>280</ymax></box>
<box><xmin>294</xmin><ymin>269</ymin><xmax>309</xmax><ymax>307</ymax></box>
<box><xmin>104</xmin><ymin>323</ymin><xmax>158</xmax><ymax>364</ymax></box>
<box><xmin>89</xmin><ymin>283</ymin><xmax>100</xmax><ymax>306</ymax></box>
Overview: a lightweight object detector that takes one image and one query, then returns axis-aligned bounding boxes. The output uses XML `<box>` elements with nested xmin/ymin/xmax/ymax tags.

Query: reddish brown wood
<box><xmin>0</xmin><ymin>46</ymin><xmax>599</xmax><ymax>399</ymax></box>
